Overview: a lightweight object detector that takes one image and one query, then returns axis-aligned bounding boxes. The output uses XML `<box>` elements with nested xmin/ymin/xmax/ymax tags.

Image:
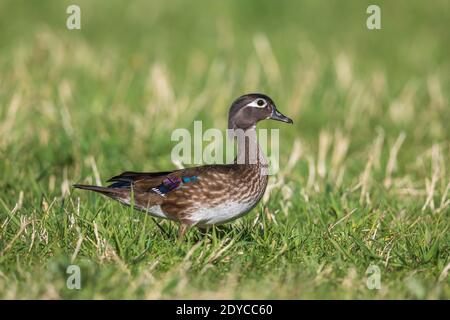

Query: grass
<box><xmin>0</xmin><ymin>0</ymin><xmax>449</xmax><ymax>299</ymax></box>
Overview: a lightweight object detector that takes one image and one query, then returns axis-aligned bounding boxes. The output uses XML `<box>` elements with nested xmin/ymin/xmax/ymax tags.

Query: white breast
<box><xmin>119</xmin><ymin>194</ymin><xmax>259</xmax><ymax>227</ymax></box>
<box><xmin>190</xmin><ymin>201</ymin><xmax>255</xmax><ymax>227</ymax></box>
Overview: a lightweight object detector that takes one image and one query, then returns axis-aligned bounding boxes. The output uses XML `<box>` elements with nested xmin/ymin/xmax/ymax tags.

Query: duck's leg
<box><xmin>197</xmin><ymin>226</ymin><xmax>209</xmax><ymax>234</ymax></box>
<box><xmin>152</xmin><ymin>218</ymin><xmax>170</xmax><ymax>238</ymax></box>
<box><xmin>177</xmin><ymin>224</ymin><xmax>189</xmax><ymax>241</ymax></box>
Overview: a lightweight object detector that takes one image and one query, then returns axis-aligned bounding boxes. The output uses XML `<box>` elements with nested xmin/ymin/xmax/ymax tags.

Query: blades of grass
<box><xmin>328</xmin><ymin>236</ymin><xmax>356</xmax><ymax>264</ymax></box>
<box><xmin>349</xmin><ymin>234</ymin><xmax>381</xmax><ymax>260</ymax></box>
<box><xmin>0</xmin><ymin>197</ymin><xmax>20</xmax><ymax>228</ymax></box>
<box><xmin>423</xmin><ymin>239</ymin><xmax>440</xmax><ymax>263</ymax></box>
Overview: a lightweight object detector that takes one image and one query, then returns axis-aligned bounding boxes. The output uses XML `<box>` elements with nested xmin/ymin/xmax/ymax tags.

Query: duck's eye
<box><xmin>257</xmin><ymin>99</ymin><xmax>265</xmax><ymax>107</ymax></box>
<box><xmin>247</xmin><ymin>98</ymin><xmax>267</xmax><ymax>108</ymax></box>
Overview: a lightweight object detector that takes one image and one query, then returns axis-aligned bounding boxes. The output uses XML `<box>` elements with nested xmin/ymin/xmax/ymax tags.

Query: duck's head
<box><xmin>228</xmin><ymin>93</ymin><xmax>293</xmax><ymax>131</ymax></box>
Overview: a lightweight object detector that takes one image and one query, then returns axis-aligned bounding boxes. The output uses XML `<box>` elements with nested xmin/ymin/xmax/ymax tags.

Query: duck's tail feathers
<box><xmin>73</xmin><ymin>184</ymin><xmax>121</xmax><ymax>195</ymax></box>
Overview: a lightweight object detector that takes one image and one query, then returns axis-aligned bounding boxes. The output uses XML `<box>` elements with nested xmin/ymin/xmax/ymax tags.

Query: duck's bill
<box><xmin>270</xmin><ymin>108</ymin><xmax>293</xmax><ymax>124</ymax></box>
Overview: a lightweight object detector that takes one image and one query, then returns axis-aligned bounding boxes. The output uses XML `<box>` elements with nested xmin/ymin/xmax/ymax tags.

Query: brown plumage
<box><xmin>74</xmin><ymin>93</ymin><xmax>293</xmax><ymax>239</ymax></box>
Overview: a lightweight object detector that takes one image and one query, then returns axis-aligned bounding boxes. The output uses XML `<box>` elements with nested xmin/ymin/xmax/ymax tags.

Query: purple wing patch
<box><xmin>151</xmin><ymin>175</ymin><xmax>198</xmax><ymax>197</ymax></box>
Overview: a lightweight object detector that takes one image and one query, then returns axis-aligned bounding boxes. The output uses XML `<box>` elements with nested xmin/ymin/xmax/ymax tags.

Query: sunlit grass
<box><xmin>0</xmin><ymin>0</ymin><xmax>449</xmax><ymax>299</ymax></box>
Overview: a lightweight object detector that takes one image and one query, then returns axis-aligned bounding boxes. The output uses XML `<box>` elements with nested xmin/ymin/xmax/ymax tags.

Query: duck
<box><xmin>74</xmin><ymin>93</ymin><xmax>293</xmax><ymax>239</ymax></box>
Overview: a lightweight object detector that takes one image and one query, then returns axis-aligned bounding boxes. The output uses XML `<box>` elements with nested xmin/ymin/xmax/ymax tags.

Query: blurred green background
<box><xmin>0</xmin><ymin>0</ymin><xmax>448</xmax><ymax>299</ymax></box>
<box><xmin>2</xmin><ymin>0</ymin><xmax>449</xmax><ymax>72</ymax></box>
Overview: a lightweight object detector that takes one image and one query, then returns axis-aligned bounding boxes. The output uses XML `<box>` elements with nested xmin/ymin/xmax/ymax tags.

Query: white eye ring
<box><xmin>247</xmin><ymin>98</ymin><xmax>267</xmax><ymax>108</ymax></box>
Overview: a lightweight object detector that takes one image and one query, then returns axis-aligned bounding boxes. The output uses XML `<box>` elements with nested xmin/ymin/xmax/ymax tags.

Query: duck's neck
<box><xmin>233</xmin><ymin>127</ymin><xmax>268</xmax><ymax>169</ymax></box>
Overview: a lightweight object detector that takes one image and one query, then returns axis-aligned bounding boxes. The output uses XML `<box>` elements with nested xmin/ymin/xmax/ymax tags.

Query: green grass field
<box><xmin>0</xmin><ymin>0</ymin><xmax>449</xmax><ymax>299</ymax></box>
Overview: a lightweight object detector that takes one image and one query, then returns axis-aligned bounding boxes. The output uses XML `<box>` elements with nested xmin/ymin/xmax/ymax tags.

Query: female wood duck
<box><xmin>74</xmin><ymin>93</ymin><xmax>293</xmax><ymax>239</ymax></box>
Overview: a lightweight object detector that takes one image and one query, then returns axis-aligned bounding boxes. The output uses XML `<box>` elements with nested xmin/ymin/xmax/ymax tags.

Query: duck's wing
<box><xmin>106</xmin><ymin>170</ymin><xmax>177</xmax><ymax>188</ymax></box>
<box><xmin>106</xmin><ymin>165</ymin><xmax>224</xmax><ymax>192</ymax></box>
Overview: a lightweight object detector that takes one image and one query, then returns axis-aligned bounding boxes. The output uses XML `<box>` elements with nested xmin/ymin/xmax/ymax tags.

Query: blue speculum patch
<box><xmin>152</xmin><ymin>175</ymin><xmax>198</xmax><ymax>196</ymax></box>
